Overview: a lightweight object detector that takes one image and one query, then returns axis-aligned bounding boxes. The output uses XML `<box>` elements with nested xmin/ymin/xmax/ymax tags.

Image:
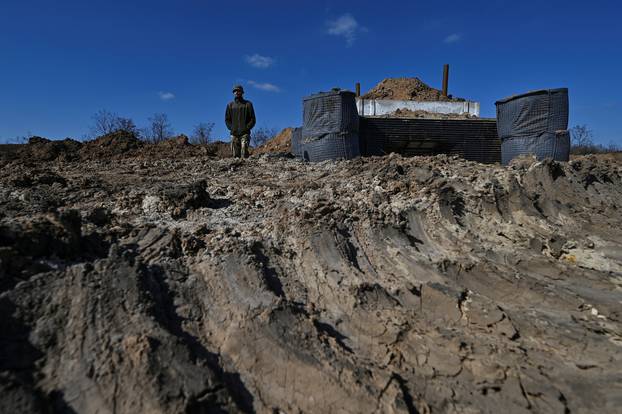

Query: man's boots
<box><xmin>241</xmin><ymin>140</ymin><xmax>249</xmax><ymax>158</ymax></box>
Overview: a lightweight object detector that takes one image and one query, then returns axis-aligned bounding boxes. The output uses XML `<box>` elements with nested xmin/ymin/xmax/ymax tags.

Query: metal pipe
<box><xmin>356</xmin><ymin>82</ymin><xmax>361</xmax><ymax>97</ymax></box>
<box><xmin>442</xmin><ymin>64</ymin><xmax>449</xmax><ymax>97</ymax></box>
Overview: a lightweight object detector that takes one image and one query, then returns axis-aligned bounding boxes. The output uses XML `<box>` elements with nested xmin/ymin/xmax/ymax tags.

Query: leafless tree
<box><xmin>191</xmin><ymin>122</ymin><xmax>215</xmax><ymax>144</ymax></box>
<box><xmin>570</xmin><ymin>125</ymin><xmax>599</xmax><ymax>154</ymax></box>
<box><xmin>251</xmin><ymin>127</ymin><xmax>279</xmax><ymax>147</ymax></box>
<box><xmin>89</xmin><ymin>110</ymin><xmax>140</xmax><ymax>138</ymax></box>
<box><xmin>570</xmin><ymin>125</ymin><xmax>621</xmax><ymax>154</ymax></box>
<box><xmin>115</xmin><ymin>117</ymin><xmax>139</xmax><ymax>136</ymax></box>
<box><xmin>607</xmin><ymin>141</ymin><xmax>621</xmax><ymax>152</ymax></box>
<box><xmin>571</xmin><ymin>125</ymin><xmax>594</xmax><ymax>148</ymax></box>
<box><xmin>90</xmin><ymin>110</ymin><xmax>119</xmax><ymax>137</ymax></box>
<box><xmin>145</xmin><ymin>113</ymin><xmax>174</xmax><ymax>143</ymax></box>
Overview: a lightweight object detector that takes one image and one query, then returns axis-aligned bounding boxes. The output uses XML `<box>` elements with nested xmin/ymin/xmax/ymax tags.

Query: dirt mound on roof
<box><xmin>362</xmin><ymin>77</ymin><xmax>465</xmax><ymax>101</ymax></box>
<box><xmin>1</xmin><ymin>150</ymin><xmax>622</xmax><ymax>413</ymax></box>
<box><xmin>253</xmin><ymin>128</ymin><xmax>293</xmax><ymax>155</ymax></box>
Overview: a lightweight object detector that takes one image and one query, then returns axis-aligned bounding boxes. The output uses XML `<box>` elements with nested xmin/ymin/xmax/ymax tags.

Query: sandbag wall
<box><xmin>301</xmin><ymin>90</ymin><xmax>360</xmax><ymax>161</ymax></box>
<box><xmin>359</xmin><ymin>118</ymin><xmax>501</xmax><ymax>164</ymax></box>
<box><xmin>291</xmin><ymin>127</ymin><xmax>306</xmax><ymax>160</ymax></box>
<box><xmin>495</xmin><ymin>88</ymin><xmax>569</xmax><ymax>165</ymax></box>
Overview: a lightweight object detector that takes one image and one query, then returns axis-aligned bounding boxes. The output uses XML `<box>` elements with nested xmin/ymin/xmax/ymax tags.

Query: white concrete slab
<box><xmin>356</xmin><ymin>99</ymin><xmax>480</xmax><ymax>117</ymax></box>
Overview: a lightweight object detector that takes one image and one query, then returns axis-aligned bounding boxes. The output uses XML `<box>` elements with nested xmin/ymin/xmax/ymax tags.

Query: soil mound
<box><xmin>0</xmin><ymin>135</ymin><xmax>235</xmax><ymax>164</ymax></box>
<box><xmin>1</xmin><ymin>151</ymin><xmax>622</xmax><ymax>413</ymax></box>
<box><xmin>79</xmin><ymin>130</ymin><xmax>143</xmax><ymax>159</ymax></box>
<box><xmin>159</xmin><ymin>134</ymin><xmax>190</xmax><ymax>148</ymax></box>
<box><xmin>134</xmin><ymin>135</ymin><xmax>206</xmax><ymax>159</ymax></box>
<box><xmin>26</xmin><ymin>137</ymin><xmax>83</xmax><ymax>162</ymax></box>
<box><xmin>253</xmin><ymin>127</ymin><xmax>293</xmax><ymax>155</ymax></box>
<box><xmin>203</xmin><ymin>140</ymin><xmax>232</xmax><ymax>158</ymax></box>
<box><xmin>362</xmin><ymin>77</ymin><xmax>465</xmax><ymax>101</ymax></box>
<box><xmin>0</xmin><ymin>144</ymin><xmax>22</xmax><ymax>163</ymax></box>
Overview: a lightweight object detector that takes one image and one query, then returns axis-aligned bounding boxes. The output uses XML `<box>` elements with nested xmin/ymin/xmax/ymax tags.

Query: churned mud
<box><xmin>1</xmin><ymin>145</ymin><xmax>621</xmax><ymax>413</ymax></box>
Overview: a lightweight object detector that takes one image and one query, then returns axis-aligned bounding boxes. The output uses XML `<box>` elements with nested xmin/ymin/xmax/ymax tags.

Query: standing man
<box><xmin>225</xmin><ymin>85</ymin><xmax>256</xmax><ymax>158</ymax></box>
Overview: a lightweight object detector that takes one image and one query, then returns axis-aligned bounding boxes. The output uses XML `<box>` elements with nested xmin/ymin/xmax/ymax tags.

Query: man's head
<box><xmin>232</xmin><ymin>85</ymin><xmax>244</xmax><ymax>99</ymax></box>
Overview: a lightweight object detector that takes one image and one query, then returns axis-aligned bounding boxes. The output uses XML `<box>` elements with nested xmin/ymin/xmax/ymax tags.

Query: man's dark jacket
<box><xmin>225</xmin><ymin>98</ymin><xmax>256</xmax><ymax>136</ymax></box>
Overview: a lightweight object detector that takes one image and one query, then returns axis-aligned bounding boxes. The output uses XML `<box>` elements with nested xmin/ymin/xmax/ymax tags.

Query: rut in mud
<box><xmin>1</xmin><ymin>149</ymin><xmax>622</xmax><ymax>413</ymax></box>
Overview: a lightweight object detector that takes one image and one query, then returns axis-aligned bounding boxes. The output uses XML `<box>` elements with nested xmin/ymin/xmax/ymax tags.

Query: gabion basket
<box><xmin>496</xmin><ymin>88</ymin><xmax>568</xmax><ymax>139</ymax></box>
<box><xmin>302</xmin><ymin>89</ymin><xmax>360</xmax><ymax>161</ymax></box>
<box><xmin>303</xmin><ymin>132</ymin><xmax>359</xmax><ymax>162</ymax></box>
<box><xmin>291</xmin><ymin>127</ymin><xmax>305</xmax><ymax>159</ymax></box>
<box><xmin>501</xmin><ymin>130</ymin><xmax>570</xmax><ymax>165</ymax></box>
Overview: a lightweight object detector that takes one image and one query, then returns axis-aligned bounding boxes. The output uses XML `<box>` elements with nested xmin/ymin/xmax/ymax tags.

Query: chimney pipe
<box><xmin>442</xmin><ymin>64</ymin><xmax>449</xmax><ymax>97</ymax></box>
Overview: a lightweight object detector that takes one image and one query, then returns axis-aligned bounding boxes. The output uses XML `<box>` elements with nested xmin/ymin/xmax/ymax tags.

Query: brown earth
<box><xmin>1</xmin><ymin>147</ymin><xmax>622</xmax><ymax>413</ymax></box>
<box><xmin>253</xmin><ymin>128</ymin><xmax>293</xmax><ymax>155</ymax></box>
<box><xmin>0</xmin><ymin>133</ymin><xmax>235</xmax><ymax>164</ymax></box>
<box><xmin>362</xmin><ymin>77</ymin><xmax>466</xmax><ymax>102</ymax></box>
<box><xmin>25</xmin><ymin>137</ymin><xmax>84</xmax><ymax>162</ymax></box>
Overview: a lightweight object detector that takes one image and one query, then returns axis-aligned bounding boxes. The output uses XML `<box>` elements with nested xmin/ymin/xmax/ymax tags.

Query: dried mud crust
<box><xmin>1</xmin><ymin>152</ymin><xmax>622</xmax><ymax>413</ymax></box>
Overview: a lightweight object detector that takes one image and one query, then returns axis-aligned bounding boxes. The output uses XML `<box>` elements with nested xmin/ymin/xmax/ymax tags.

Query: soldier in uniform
<box><xmin>225</xmin><ymin>85</ymin><xmax>256</xmax><ymax>158</ymax></box>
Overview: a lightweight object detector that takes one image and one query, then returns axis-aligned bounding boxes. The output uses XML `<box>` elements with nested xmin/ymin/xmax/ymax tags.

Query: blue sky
<box><xmin>1</xmin><ymin>0</ymin><xmax>621</xmax><ymax>144</ymax></box>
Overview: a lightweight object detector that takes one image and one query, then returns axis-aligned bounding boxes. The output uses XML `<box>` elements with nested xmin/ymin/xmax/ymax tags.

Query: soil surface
<box><xmin>1</xmin><ymin>145</ymin><xmax>622</xmax><ymax>413</ymax></box>
<box><xmin>362</xmin><ymin>78</ymin><xmax>465</xmax><ymax>102</ymax></box>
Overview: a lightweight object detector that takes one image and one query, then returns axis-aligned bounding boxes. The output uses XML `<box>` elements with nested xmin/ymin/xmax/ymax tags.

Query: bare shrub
<box><xmin>607</xmin><ymin>141</ymin><xmax>622</xmax><ymax>152</ymax></box>
<box><xmin>145</xmin><ymin>113</ymin><xmax>174</xmax><ymax>143</ymax></box>
<box><xmin>90</xmin><ymin>110</ymin><xmax>119</xmax><ymax>137</ymax></box>
<box><xmin>191</xmin><ymin>123</ymin><xmax>215</xmax><ymax>144</ymax></box>
<box><xmin>90</xmin><ymin>110</ymin><xmax>140</xmax><ymax>138</ymax></box>
<box><xmin>115</xmin><ymin>117</ymin><xmax>140</xmax><ymax>136</ymax></box>
<box><xmin>570</xmin><ymin>125</ymin><xmax>620</xmax><ymax>154</ymax></box>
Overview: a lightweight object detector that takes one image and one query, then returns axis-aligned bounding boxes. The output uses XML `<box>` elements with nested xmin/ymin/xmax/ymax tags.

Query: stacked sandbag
<box><xmin>291</xmin><ymin>127</ymin><xmax>306</xmax><ymax>160</ymax></box>
<box><xmin>302</xmin><ymin>89</ymin><xmax>360</xmax><ymax>161</ymax></box>
<box><xmin>496</xmin><ymin>88</ymin><xmax>569</xmax><ymax>165</ymax></box>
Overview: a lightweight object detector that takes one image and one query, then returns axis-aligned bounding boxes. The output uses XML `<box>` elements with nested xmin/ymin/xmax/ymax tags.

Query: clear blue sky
<box><xmin>1</xmin><ymin>0</ymin><xmax>621</xmax><ymax>144</ymax></box>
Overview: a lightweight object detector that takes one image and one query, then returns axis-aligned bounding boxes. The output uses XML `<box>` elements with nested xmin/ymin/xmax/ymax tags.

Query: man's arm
<box><xmin>225</xmin><ymin>103</ymin><xmax>232</xmax><ymax>131</ymax></box>
<box><xmin>246</xmin><ymin>102</ymin><xmax>256</xmax><ymax>131</ymax></box>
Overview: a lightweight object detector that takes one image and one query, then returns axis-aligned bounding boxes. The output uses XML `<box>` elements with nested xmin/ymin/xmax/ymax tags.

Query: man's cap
<box><xmin>232</xmin><ymin>84</ymin><xmax>244</xmax><ymax>93</ymax></box>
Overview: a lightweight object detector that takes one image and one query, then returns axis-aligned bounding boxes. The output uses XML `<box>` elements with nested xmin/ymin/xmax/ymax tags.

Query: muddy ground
<box><xmin>1</xmin><ymin>145</ymin><xmax>621</xmax><ymax>413</ymax></box>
